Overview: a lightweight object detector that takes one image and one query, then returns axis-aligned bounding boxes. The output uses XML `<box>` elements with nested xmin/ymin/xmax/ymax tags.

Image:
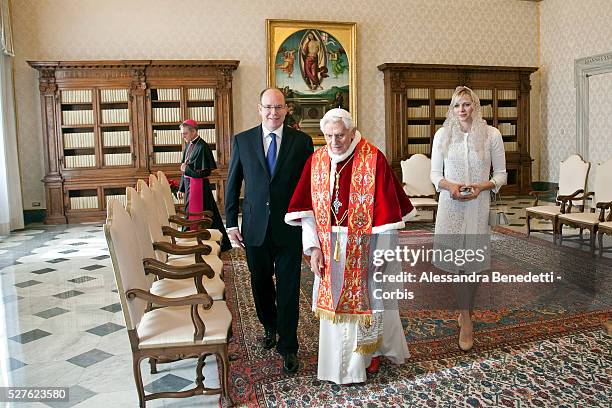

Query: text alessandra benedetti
<box><xmin>372</xmin><ymin>271</ymin><xmax>559</xmax><ymax>283</ymax></box>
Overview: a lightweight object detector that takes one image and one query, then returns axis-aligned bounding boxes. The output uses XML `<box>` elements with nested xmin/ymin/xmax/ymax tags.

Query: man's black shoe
<box><xmin>283</xmin><ymin>353</ymin><xmax>299</xmax><ymax>373</ymax></box>
<box><xmin>260</xmin><ymin>330</ymin><xmax>276</xmax><ymax>350</ymax></box>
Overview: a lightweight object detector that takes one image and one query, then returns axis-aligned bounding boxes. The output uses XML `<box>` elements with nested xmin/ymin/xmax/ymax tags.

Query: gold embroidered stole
<box><xmin>311</xmin><ymin>138</ymin><xmax>377</xmax><ymax>325</ymax></box>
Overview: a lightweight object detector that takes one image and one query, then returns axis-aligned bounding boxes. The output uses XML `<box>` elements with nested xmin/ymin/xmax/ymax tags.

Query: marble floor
<box><xmin>0</xmin><ymin>196</ymin><xmax>610</xmax><ymax>407</ymax></box>
<box><xmin>0</xmin><ymin>224</ymin><xmax>221</xmax><ymax>407</ymax></box>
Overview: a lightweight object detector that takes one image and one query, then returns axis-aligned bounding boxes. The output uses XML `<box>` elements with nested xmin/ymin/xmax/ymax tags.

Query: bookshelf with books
<box><xmin>148</xmin><ymin>86</ymin><xmax>219</xmax><ymax>169</ymax></box>
<box><xmin>150</xmin><ymin>87</ymin><xmax>184</xmax><ymax>170</ymax></box>
<box><xmin>99</xmin><ymin>88</ymin><xmax>134</xmax><ymax>168</ymax></box>
<box><xmin>29</xmin><ymin>60</ymin><xmax>239</xmax><ymax>224</ymax></box>
<box><xmin>55</xmin><ymin>83</ymin><xmax>138</xmax><ymax>223</ymax></box>
<box><xmin>60</xmin><ymin>90</ymin><xmax>96</xmax><ymax>172</ymax></box>
<box><xmin>378</xmin><ymin>63</ymin><xmax>537</xmax><ymax>194</ymax></box>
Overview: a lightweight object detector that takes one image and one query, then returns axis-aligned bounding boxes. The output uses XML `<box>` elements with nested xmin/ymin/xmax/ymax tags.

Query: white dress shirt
<box><xmin>262</xmin><ymin>125</ymin><xmax>283</xmax><ymax>157</ymax></box>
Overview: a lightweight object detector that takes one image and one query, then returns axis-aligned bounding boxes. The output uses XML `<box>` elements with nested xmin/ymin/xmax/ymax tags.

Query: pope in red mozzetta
<box><xmin>285</xmin><ymin>108</ymin><xmax>413</xmax><ymax>384</ymax></box>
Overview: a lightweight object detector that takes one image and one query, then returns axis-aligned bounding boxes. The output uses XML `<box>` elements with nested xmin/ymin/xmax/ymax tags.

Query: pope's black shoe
<box><xmin>260</xmin><ymin>330</ymin><xmax>277</xmax><ymax>350</ymax></box>
<box><xmin>283</xmin><ymin>353</ymin><xmax>299</xmax><ymax>373</ymax></box>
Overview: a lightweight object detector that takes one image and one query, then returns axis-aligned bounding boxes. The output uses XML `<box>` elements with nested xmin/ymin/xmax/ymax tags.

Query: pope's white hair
<box><xmin>320</xmin><ymin>108</ymin><xmax>354</xmax><ymax>133</ymax></box>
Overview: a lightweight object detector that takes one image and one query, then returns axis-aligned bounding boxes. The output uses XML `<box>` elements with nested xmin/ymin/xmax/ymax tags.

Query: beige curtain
<box><xmin>0</xmin><ymin>53</ymin><xmax>23</xmax><ymax>235</ymax></box>
<box><xmin>0</xmin><ymin>0</ymin><xmax>13</xmax><ymax>56</ymax></box>
<box><xmin>0</xmin><ymin>0</ymin><xmax>22</xmax><ymax>235</ymax></box>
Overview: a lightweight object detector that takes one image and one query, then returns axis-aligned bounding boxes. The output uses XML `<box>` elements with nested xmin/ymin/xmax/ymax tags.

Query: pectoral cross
<box><xmin>332</xmin><ymin>197</ymin><xmax>342</xmax><ymax>214</ymax></box>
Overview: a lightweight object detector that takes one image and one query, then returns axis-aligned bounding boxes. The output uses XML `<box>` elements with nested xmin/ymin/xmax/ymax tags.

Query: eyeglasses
<box><xmin>324</xmin><ymin>132</ymin><xmax>348</xmax><ymax>141</ymax></box>
<box><xmin>261</xmin><ymin>105</ymin><xmax>286</xmax><ymax>111</ymax></box>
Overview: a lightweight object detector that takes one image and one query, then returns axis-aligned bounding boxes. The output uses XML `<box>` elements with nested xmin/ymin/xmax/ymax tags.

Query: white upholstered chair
<box><xmin>558</xmin><ymin>158</ymin><xmax>612</xmax><ymax>255</ymax></box>
<box><xmin>401</xmin><ymin>154</ymin><xmax>438</xmax><ymax>221</ymax></box>
<box><xmin>154</xmin><ymin>172</ymin><xmax>223</xmax><ymax>242</ymax></box>
<box><xmin>126</xmin><ymin>187</ymin><xmax>225</xmax><ymax>301</ymax></box>
<box><xmin>137</xmin><ymin>179</ymin><xmax>221</xmax><ymax>256</ymax></box>
<box><xmin>128</xmin><ymin>185</ymin><xmax>224</xmax><ymax>278</ymax></box>
<box><xmin>526</xmin><ymin>154</ymin><xmax>590</xmax><ymax>243</ymax></box>
<box><xmin>150</xmin><ymin>176</ymin><xmax>224</xmax><ymax>243</ymax></box>
<box><xmin>104</xmin><ymin>199</ymin><xmax>232</xmax><ymax>407</ymax></box>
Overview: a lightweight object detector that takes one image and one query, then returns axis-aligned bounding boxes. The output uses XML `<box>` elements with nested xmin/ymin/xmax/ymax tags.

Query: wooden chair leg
<box><xmin>133</xmin><ymin>356</ymin><xmax>146</xmax><ymax>408</ymax></box>
<box><xmin>195</xmin><ymin>353</ymin><xmax>207</xmax><ymax>388</ymax></box>
<box><xmin>590</xmin><ymin>227</ymin><xmax>597</xmax><ymax>256</ymax></box>
<box><xmin>149</xmin><ymin>358</ymin><xmax>158</xmax><ymax>374</ymax></box>
<box><xmin>219</xmin><ymin>346</ymin><xmax>233</xmax><ymax>407</ymax></box>
<box><xmin>552</xmin><ymin>218</ymin><xmax>558</xmax><ymax>244</ymax></box>
<box><xmin>599</xmin><ymin>232</ymin><xmax>604</xmax><ymax>257</ymax></box>
<box><xmin>526</xmin><ymin>215</ymin><xmax>531</xmax><ymax>237</ymax></box>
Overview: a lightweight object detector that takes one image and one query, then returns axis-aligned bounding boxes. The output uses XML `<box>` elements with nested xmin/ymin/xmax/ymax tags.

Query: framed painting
<box><xmin>266</xmin><ymin>19</ymin><xmax>357</xmax><ymax>144</ymax></box>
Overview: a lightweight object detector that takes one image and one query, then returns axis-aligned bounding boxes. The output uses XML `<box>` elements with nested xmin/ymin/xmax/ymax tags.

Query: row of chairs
<box><xmin>104</xmin><ymin>171</ymin><xmax>233</xmax><ymax>407</ymax></box>
<box><xmin>526</xmin><ymin>155</ymin><xmax>612</xmax><ymax>256</ymax></box>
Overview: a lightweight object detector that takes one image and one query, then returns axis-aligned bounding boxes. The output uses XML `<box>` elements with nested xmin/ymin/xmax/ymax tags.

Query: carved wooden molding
<box><xmin>129</xmin><ymin>68</ymin><xmax>147</xmax><ymax>97</ymax></box>
<box><xmin>28</xmin><ymin>60</ymin><xmax>239</xmax><ymax>79</ymax></box>
<box><xmin>378</xmin><ymin>63</ymin><xmax>537</xmax><ymax>73</ymax></box>
<box><xmin>37</xmin><ymin>67</ymin><xmax>57</xmax><ymax>95</ymax></box>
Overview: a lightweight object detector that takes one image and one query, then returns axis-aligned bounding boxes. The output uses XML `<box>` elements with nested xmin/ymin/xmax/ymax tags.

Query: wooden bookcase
<box><xmin>29</xmin><ymin>60</ymin><xmax>239</xmax><ymax>224</ymax></box>
<box><xmin>378</xmin><ymin>63</ymin><xmax>537</xmax><ymax>195</ymax></box>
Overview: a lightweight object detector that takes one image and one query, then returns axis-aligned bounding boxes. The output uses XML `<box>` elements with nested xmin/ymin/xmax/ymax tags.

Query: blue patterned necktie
<box><xmin>266</xmin><ymin>133</ymin><xmax>277</xmax><ymax>174</ymax></box>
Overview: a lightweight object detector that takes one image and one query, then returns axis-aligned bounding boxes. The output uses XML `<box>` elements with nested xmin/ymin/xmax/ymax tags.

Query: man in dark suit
<box><xmin>225</xmin><ymin>88</ymin><xmax>313</xmax><ymax>373</ymax></box>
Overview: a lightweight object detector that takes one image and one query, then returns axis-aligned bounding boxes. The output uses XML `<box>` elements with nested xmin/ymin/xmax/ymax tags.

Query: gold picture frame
<box><xmin>266</xmin><ymin>19</ymin><xmax>357</xmax><ymax>144</ymax></box>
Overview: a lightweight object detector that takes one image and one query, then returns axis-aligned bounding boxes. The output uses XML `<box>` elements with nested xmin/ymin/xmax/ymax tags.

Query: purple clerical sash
<box><xmin>186</xmin><ymin>176</ymin><xmax>204</xmax><ymax>229</ymax></box>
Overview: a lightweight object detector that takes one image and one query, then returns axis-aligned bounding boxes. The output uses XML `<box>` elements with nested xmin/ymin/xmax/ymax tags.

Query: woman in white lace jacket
<box><xmin>430</xmin><ymin>86</ymin><xmax>507</xmax><ymax>351</ymax></box>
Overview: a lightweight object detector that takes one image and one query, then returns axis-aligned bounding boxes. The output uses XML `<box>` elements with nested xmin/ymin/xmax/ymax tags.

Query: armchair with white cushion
<box><xmin>401</xmin><ymin>154</ymin><xmax>438</xmax><ymax>222</ymax></box>
<box><xmin>155</xmin><ymin>172</ymin><xmax>221</xmax><ymax>234</ymax></box>
<box><xmin>558</xmin><ymin>158</ymin><xmax>612</xmax><ymax>255</ymax></box>
<box><xmin>128</xmin><ymin>185</ymin><xmax>224</xmax><ymax>279</ymax></box>
<box><xmin>526</xmin><ymin>154</ymin><xmax>590</xmax><ymax>244</ymax></box>
<box><xmin>138</xmin><ymin>179</ymin><xmax>221</xmax><ymax>256</ymax></box>
<box><xmin>126</xmin><ymin>187</ymin><xmax>225</xmax><ymax>301</ymax></box>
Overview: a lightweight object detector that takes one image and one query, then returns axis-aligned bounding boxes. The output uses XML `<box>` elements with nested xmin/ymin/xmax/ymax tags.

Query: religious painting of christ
<box><xmin>300</xmin><ymin>30</ymin><xmax>328</xmax><ymax>90</ymax></box>
<box><xmin>267</xmin><ymin>19</ymin><xmax>357</xmax><ymax>144</ymax></box>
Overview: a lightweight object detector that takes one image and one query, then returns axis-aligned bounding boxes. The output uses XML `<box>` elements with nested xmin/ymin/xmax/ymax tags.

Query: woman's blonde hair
<box><xmin>436</xmin><ymin>86</ymin><xmax>488</xmax><ymax>157</ymax></box>
<box><xmin>451</xmin><ymin>86</ymin><xmax>479</xmax><ymax>112</ymax></box>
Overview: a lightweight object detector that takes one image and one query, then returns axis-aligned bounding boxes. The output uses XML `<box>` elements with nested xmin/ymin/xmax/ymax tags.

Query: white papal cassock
<box><xmin>285</xmin><ymin>130</ymin><xmax>413</xmax><ymax>384</ymax></box>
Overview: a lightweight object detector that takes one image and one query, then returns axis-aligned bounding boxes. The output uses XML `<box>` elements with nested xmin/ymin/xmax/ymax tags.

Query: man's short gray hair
<box><xmin>320</xmin><ymin>108</ymin><xmax>354</xmax><ymax>133</ymax></box>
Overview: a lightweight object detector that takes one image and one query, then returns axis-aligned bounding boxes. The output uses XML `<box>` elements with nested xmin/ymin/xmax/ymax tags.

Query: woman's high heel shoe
<box><xmin>457</xmin><ymin>314</ymin><xmax>473</xmax><ymax>351</ymax></box>
<box><xmin>458</xmin><ymin>327</ymin><xmax>473</xmax><ymax>351</ymax></box>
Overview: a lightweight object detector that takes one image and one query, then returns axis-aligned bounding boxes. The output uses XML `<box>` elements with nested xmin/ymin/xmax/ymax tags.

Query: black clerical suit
<box><xmin>179</xmin><ymin>136</ymin><xmax>231</xmax><ymax>252</ymax></box>
<box><xmin>225</xmin><ymin>124</ymin><xmax>313</xmax><ymax>355</ymax></box>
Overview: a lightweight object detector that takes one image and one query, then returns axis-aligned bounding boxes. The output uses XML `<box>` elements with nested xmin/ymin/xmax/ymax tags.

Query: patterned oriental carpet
<box><xmin>224</xmin><ymin>227</ymin><xmax>611</xmax><ymax>407</ymax></box>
